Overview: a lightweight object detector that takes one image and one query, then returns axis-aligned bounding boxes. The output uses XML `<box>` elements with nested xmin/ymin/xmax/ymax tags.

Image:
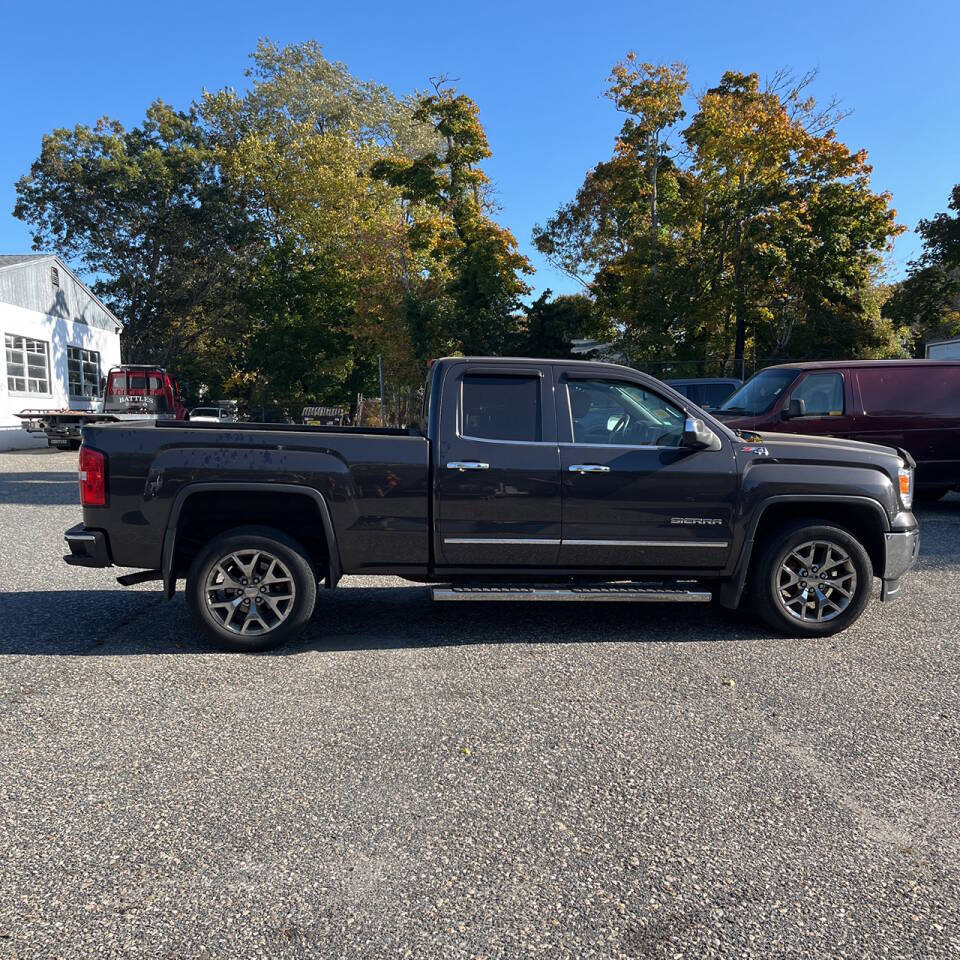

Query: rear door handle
<box><xmin>569</xmin><ymin>464</ymin><xmax>611</xmax><ymax>474</ymax></box>
<box><xmin>447</xmin><ymin>461</ymin><xmax>490</xmax><ymax>471</ymax></box>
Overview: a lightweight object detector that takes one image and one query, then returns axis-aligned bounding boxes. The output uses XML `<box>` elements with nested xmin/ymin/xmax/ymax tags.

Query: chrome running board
<box><xmin>431</xmin><ymin>584</ymin><xmax>712</xmax><ymax>603</ymax></box>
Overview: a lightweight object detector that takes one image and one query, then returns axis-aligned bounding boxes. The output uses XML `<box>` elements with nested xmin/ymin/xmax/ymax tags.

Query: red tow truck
<box><xmin>17</xmin><ymin>365</ymin><xmax>188</xmax><ymax>449</ymax></box>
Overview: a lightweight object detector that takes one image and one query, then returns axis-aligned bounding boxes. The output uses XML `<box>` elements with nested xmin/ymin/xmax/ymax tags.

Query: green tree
<box><xmin>514</xmin><ymin>291</ymin><xmax>614</xmax><ymax>358</ymax></box>
<box><xmin>535</xmin><ymin>61</ymin><xmax>905</xmax><ymax>370</ymax></box>
<box><xmin>884</xmin><ymin>184</ymin><xmax>960</xmax><ymax>354</ymax></box>
<box><xmin>606</xmin><ymin>57</ymin><xmax>689</xmax><ymax>277</ymax></box>
<box><xmin>373</xmin><ymin>82</ymin><xmax>533</xmax><ymax>357</ymax></box>
<box><xmin>13</xmin><ymin>102</ymin><xmax>252</xmax><ymax>391</ymax></box>
<box><xmin>231</xmin><ymin>241</ymin><xmax>357</xmax><ymax>408</ymax></box>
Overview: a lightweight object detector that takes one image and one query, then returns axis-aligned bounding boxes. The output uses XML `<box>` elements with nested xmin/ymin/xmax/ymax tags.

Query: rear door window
<box><xmin>858</xmin><ymin>367</ymin><xmax>960</xmax><ymax>417</ymax></box>
<box><xmin>790</xmin><ymin>372</ymin><xmax>844</xmax><ymax>416</ymax></box>
<box><xmin>461</xmin><ymin>375</ymin><xmax>541</xmax><ymax>442</ymax></box>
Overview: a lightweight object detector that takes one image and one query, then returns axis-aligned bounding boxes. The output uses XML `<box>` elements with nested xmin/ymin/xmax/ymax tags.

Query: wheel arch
<box><xmin>719</xmin><ymin>495</ymin><xmax>889</xmax><ymax>610</ymax></box>
<box><xmin>162</xmin><ymin>482</ymin><xmax>342</xmax><ymax>599</ymax></box>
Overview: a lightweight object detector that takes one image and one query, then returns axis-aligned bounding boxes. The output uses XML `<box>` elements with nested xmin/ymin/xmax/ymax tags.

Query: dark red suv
<box><xmin>714</xmin><ymin>360</ymin><xmax>960</xmax><ymax>501</ymax></box>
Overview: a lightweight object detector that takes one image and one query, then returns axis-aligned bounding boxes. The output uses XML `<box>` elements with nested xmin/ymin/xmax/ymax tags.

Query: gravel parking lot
<box><xmin>1</xmin><ymin>448</ymin><xmax>958</xmax><ymax>959</ymax></box>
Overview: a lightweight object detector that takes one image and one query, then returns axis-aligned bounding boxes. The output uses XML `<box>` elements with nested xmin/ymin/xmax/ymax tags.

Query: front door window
<box><xmin>790</xmin><ymin>373</ymin><xmax>844</xmax><ymax>417</ymax></box>
<box><xmin>567</xmin><ymin>379</ymin><xmax>685</xmax><ymax>447</ymax></box>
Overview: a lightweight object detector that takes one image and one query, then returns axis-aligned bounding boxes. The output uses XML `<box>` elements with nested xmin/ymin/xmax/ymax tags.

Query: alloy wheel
<box><xmin>204</xmin><ymin>549</ymin><xmax>297</xmax><ymax>636</ymax></box>
<box><xmin>776</xmin><ymin>539</ymin><xmax>857</xmax><ymax>623</ymax></box>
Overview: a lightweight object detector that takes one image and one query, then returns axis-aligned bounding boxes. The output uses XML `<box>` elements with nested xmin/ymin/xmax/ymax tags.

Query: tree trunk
<box><xmin>648</xmin><ymin>139</ymin><xmax>660</xmax><ymax>281</ymax></box>
<box><xmin>733</xmin><ymin>171</ymin><xmax>747</xmax><ymax>363</ymax></box>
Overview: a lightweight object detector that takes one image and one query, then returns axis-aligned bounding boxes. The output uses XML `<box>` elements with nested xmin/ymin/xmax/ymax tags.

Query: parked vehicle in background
<box><xmin>926</xmin><ymin>336</ymin><xmax>960</xmax><ymax>360</ymax></box>
<box><xmin>189</xmin><ymin>406</ymin><xmax>236</xmax><ymax>424</ymax></box>
<box><xmin>665</xmin><ymin>377</ymin><xmax>742</xmax><ymax>409</ymax></box>
<box><xmin>64</xmin><ymin>357</ymin><xmax>919</xmax><ymax>652</ymax></box>
<box><xmin>714</xmin><ymin>360</ymin><xmax>960</xmax><ymax>500</ymax></box>
<box><xmin>17</xmin><ymin>364</ymin><xmax>187</xmax><ymax>449</ymax></box>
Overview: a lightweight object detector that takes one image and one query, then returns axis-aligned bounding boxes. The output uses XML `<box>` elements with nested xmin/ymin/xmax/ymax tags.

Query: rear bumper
<box><xmin>880</xmin><ymin>528</ymin><xmax>919</xmax><ymax>601</ymax></box>
<box><xmin>63</xmin><ymin>523</ymin><xmax>112</xmax><ymax>568</ymax></box>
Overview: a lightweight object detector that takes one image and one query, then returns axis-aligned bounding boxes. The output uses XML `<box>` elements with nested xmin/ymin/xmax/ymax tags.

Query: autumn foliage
<box><xmin>535</xmin><ymin>57</ymin><xmax>906</xmax><ymax>373</ymax></box>
<box><xmin>13</xmin><ymin>42</ymin><xmax>920</xmax><ymax>412</ymax></box>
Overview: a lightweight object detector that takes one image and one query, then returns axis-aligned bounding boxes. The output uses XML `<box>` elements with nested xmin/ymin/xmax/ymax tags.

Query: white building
<box><xmin>1</xmin><ymin>255</ymin><xmax>122</xmax><ymax>451</ymax></box>
<box><xmin>926</xmin><ymin>336</ymin><xmax>960</xmax><ymax>360</ymax></box>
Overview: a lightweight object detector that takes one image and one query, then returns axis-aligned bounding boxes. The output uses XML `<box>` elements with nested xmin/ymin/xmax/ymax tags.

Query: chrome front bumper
<box><xmin>880</xmin><ymin>528</ymin><xmax>920</xmax><ymax>601</ymax></box>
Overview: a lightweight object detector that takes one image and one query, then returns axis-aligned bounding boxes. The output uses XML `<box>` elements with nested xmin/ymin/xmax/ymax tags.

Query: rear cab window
<box><xmin>104</xmin><ymin>369</ymin><xmax>170</xmax><ymax>414</ymax></box>
<box><xmin>460</xmin><ymin>375</ymin><xmax>541</xmax><ymax>442</ymax></box>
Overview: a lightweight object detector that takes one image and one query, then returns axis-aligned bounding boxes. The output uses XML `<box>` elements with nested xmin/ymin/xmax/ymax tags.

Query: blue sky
<box><xmin>1</xmin><ymin>0</ymin><xmax>957</xmax><ymax>298</ymax></box>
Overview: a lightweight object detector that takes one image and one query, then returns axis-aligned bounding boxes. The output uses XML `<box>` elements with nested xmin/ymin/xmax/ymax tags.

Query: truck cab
<box><xmin>430</xmin><ymin>359</ymin><xmax>737</xmax><ymax>573</ymax></box>
<box><xmin>102</xmin><ymin>365</ymin><xmax>187</xmax><ymax>420</ymax></box>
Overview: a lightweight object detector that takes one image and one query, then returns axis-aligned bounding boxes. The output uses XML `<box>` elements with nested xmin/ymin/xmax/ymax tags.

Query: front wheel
<box><xmin>752</xmin><ymin>521</ymin><xmax>873</xmax><ymax>637</ymax></box>
<box><xmin>186</xmin><ymin>526</ymin><xmax>317</xmax><ymax>652</ymax></box>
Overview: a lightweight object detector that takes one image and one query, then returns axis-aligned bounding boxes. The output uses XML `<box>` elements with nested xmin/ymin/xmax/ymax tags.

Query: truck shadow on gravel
<box><xmin>0</xmin><ymin>471</ymin><xmax>80</xmax><ymax>506</ymax></box>
<box><xmin>0</xmin><ymin>584</ymin><xmax>769</xmax><ymax>656</ymax></box>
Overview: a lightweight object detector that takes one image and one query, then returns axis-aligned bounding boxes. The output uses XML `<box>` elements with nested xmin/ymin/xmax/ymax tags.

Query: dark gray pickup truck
<box><xmin>64</xmin><ymin>357</ymin><xmax>920</xmax><ymax>651</ymax></box>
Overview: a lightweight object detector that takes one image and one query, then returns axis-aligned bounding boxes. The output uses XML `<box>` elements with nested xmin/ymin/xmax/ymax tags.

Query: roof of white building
<box><xmin>0</xmin><ymin>254</ymin><xmax>123</xmax><ymax>332</ymax></box>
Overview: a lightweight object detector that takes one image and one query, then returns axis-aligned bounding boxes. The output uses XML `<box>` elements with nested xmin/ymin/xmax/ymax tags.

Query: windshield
<box><xmin>718</xmin><ymin>369</ymin><xmax>797</xmax><ymax>416</ymax></box>
<box><xmin>191</xmin><ymin>408</ymin><xmax>219</xmax><ymax>417</ymax></box>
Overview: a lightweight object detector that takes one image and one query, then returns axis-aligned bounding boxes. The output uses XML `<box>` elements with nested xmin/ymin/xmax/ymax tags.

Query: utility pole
<box><xmin>378</xmin><ymin>354</ymin><xmax>386</xmax><ymax>427</ymax></box>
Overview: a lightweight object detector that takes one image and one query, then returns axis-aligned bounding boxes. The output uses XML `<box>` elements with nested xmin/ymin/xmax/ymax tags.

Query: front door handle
<box><xmin>569</xmin><ymin>464</ymin><xmax>611</xmax><ymax>474</ymax></box>
<box><xmin>447</xmin><ymin>461</ymin><xmax>490</xmax><ymax>472</ymax></box>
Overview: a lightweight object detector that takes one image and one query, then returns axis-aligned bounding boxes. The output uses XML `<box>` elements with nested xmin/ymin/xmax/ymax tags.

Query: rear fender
<box><xmin>161</xmin><ymin>482</ymin><xmax>342</xmax><ymax>599</ymax></box>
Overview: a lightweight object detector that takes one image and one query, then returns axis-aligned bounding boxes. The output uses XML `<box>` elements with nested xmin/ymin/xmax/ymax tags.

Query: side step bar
<box><xmin>431</xmin><ymin>585</ymin><xmax>712</xmax><ymax>603</ymax></box>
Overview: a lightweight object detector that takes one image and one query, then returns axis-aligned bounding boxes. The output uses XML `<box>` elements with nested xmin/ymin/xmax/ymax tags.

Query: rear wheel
<box><xmin>753</xmin><ymin>521</ymin><xmax>873</xmax><ymax>637</ymax></box>
<box><xmin>186</xmin><ymin>526</ymin><xmax>317</xmax><ymax>652</ymax></box>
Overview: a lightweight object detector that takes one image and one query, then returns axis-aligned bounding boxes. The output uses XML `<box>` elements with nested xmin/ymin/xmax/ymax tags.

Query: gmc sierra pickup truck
<box><xmin>64</xmin><ymin>357</ymin><xmax>920</xmax><ymax>651</ymax></box>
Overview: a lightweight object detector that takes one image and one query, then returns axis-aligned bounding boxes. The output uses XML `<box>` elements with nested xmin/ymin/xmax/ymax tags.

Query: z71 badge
<box><xmin>741</xmin><ymin>444</ymin><xmax>769</xmax><ymax>456</ymax></box>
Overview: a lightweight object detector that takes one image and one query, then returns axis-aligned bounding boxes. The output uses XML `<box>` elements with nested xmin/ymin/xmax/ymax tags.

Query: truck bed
<box><xmin>81</xmin><ymin>419</ymin><xmax>432</xmax><ymax>575</ymax></box>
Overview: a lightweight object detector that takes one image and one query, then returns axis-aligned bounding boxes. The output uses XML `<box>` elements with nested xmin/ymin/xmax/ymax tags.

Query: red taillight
<box><xmin>79</xmin><ymin>446</ymin><xmax>105</xmax><ymax>506</ymax></box>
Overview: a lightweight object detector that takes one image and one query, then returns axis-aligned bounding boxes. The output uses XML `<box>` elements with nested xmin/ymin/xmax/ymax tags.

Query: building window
<box><xmin>51</xmin><ymin>265</ymin><xmax>60</xmax><ymax>287</ymax></box>
<box><xmin>5</xmin><ymin>334</ymin><xmax>51</xmax><ymax>395</ymax></box>
<box><xmin>68</xmin><ymin>346</ymin><xmax>101</xmax><ymax>398</ymax></box>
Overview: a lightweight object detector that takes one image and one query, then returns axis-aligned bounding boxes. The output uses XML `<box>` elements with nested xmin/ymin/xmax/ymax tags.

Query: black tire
<box><xmin>185</xmin><ymin>526</ymin><xmax>317</xmax><ymax>652</ymax></box>
<box><xmin>752</xmin><ymin>520</ymin><xmax>873</xmax><ymax>638</ymax></box>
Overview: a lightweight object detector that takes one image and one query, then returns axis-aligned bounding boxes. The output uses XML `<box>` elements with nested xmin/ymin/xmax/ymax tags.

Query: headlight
<box><xmin>898</xmin><ymin>462</ymin><xmax>914</xmax><ymax>510</ymax></box>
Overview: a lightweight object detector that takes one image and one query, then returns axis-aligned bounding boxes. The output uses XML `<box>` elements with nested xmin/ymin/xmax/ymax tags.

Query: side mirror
<box><xmin>783</xmin><ymin>397</ymin><xmax>806</xmax><ymax>420</ymax></box>
<box><xmin>682</xmin><ymin>415</ymin><xmax>722</xmax><ymax>451</ymax></box>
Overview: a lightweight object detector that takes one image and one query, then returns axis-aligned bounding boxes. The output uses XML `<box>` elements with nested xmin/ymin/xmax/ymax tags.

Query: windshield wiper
<box><xmin>716</xmin><ymin>406</ymin><xmax>750</xmax><ymax>415</ymax></box>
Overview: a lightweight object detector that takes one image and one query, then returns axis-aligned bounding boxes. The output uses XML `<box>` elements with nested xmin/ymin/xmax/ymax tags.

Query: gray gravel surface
<box><xmin>1</xmin><ymin>448</ymin><xmax>958</xmax><ymax>958</ymax></box>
